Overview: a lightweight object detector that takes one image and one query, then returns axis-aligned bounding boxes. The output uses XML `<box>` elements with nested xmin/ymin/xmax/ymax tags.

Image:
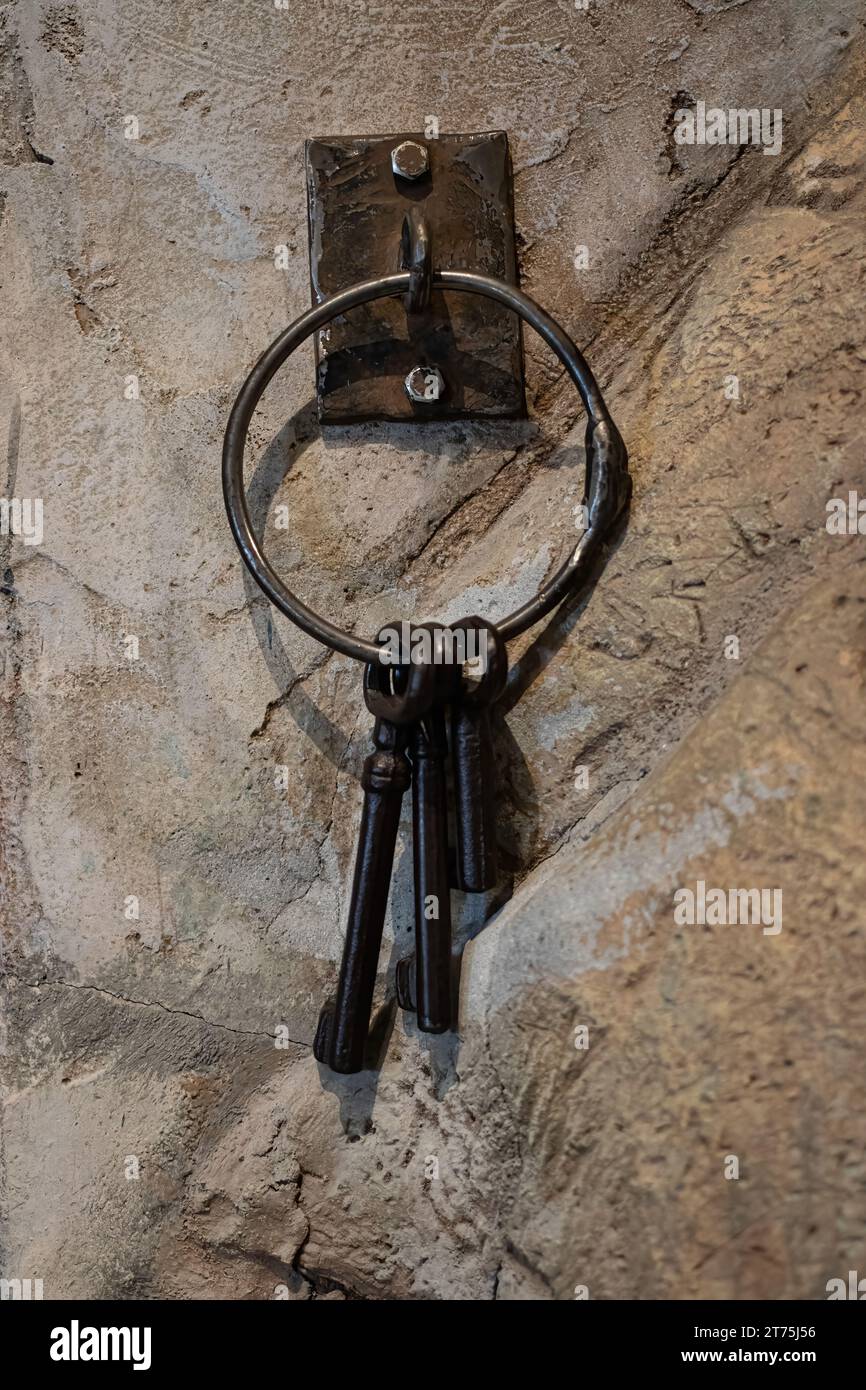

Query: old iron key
<box><xmin>314</xmin><ymin>652</ymin><xmax>435</xmax><ymax>1074</ymax></box>
<box><xmin>450</xmin><ymin>615</ymin><xmax>508</xmax><ymax>892</ymax></box>
<box><xmin>395</xmin><ymin>626</ymin><xmax>458</xmax><ymax>1034</ymax></box>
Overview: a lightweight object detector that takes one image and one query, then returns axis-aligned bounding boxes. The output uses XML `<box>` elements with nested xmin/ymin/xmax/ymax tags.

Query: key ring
<box><xmin>222</xmin><ymin>270</ymin><xmax>630</xmax><ymax>664</ymax></box>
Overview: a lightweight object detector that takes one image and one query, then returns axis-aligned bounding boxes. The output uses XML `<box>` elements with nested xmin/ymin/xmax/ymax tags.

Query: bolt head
<box><xmin>405</xmin><ymin>366</ymin><xmax>445</xmax><ymax>404</ymax></box>
<box><xmin>391</xmin><ymin>140</ymin><xmax>429</xmax><ymax>181</ymax></box>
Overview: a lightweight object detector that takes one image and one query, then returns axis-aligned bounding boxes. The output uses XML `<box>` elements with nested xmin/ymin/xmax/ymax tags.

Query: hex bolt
<box><xmin>405</xmin><ymin>366</ymin><xmax>445</xmax><ymax>404</ymax></box>
<box><xmin>391</xmin><ymin>140</ymin><xmax>429</xmax><ymax>181</ymax></box>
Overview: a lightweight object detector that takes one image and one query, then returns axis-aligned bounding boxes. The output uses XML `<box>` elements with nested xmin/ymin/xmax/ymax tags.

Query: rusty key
<box><xmin>450</xmin><ymin>615</ymin><xmax>508</xmax><ymax>892</ymax></box>
<box><xmin>314</xmin><ymin>652</ymin><xmax>435</xmax><ymax>1074</ymax></box>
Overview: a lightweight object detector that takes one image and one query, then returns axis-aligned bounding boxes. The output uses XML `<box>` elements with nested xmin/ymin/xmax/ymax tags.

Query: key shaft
<box><xmin>451</xmin><ymin>617</ymin><xmax>508</xmax><ymax>893</ymax></box>
<box><xmin>410</xmin><ymin>706</ymin><xmax>452</xmax><ymax>1033</ymax></box>
<box><xmin>314</xmin><ymin>719</ymin><xmax>410</xmax><ymax>1074</ymax></box>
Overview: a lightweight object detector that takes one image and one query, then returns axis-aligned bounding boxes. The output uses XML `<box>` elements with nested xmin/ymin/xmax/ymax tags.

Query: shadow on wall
<box><xmin>233</xmin><ymin>402</ymin><xmax>629</xmax><ymax>1113</ymax></box>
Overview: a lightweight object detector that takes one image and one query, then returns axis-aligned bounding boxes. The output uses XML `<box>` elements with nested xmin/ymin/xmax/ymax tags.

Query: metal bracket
<box><xmin>305</xmin><ymin>130</ymin><xmax>525</xmax><ymax>423</ymax></box>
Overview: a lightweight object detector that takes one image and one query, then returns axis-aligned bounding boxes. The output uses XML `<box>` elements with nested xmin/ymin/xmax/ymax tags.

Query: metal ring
<box><xmin>222</xmin><ymin>270</ymin><xmax>630</xmax><ymax>666</ymax></box>
<box><xmin>363</xmin><ymin>648</ymin><xmax>436</xmax><ymax>725</ymax></box>
<box><xmin>400</xmin><ymin>208</ymin><xmax>432</xmax><ymax>315</ymax></box>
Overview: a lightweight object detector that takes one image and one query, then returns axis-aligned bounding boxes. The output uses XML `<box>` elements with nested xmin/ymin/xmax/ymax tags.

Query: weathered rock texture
<box><xmin>1</xmin><ymin>0</ymin><xmax>865</xmax><ymax>1299</ymax></box>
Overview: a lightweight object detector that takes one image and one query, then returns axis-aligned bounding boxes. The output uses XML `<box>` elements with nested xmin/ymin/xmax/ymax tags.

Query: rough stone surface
<box><xmin>1</xmin><ymin>1</ymin><xmax>865</xmax><ymax>1299</ymax></box>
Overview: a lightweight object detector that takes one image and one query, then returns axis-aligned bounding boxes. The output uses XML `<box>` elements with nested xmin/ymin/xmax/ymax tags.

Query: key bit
<box><xmin>395</xmin><ymin>953</ymin><xmax>416</xmax><ymax>1013</ymax></box>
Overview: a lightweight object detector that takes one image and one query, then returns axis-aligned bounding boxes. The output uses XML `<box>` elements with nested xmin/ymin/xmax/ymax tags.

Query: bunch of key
<box><xmin>314</xmin><ymin>616</ymin><xmax>508</xmax><ymax>1074</ymax></box>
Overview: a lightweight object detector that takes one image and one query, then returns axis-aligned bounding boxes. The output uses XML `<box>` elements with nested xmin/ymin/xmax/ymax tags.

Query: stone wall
<box><xmin>2</xmin><ymin>0</ymin><xmax>865</xmax><ymax>1298</ymax></box>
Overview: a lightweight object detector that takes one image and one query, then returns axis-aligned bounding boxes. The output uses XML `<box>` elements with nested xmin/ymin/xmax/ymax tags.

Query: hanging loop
<box><xmin>400</xmin><ymin>207</ymin><xmax>433</xmax><ymax>316</ymax></box>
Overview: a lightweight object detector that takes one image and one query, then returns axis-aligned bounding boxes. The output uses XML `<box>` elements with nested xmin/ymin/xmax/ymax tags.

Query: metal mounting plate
<box><xmin>305</xmin><ymin>130</ymin><xmax>525</xmax><ymax>423</ymax></box>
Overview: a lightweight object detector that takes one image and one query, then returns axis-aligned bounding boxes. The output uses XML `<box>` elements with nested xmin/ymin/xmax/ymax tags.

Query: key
<box><xmin>396</xmin><ymin>708</ymin><xmax>452</xmax><ymax>1032</ymax></box>
<box><xmin>450</xmin><ymin>616</ymin><xmax>508</xmax><ymax>892</ymax></box>
<box><xmin>408</xmin><ymin>644</ymin><xmax>454</xmax><ymax>1033</ymax></box>
<box><xmin>393</xmin><ymin>625</ymin><xmax>459</xmax><ymax>1033</ymax></box>
<box><xmin>314</xmin><ymin>652</ymin><xmax>434</xmax><ymax>1074</ymax></box>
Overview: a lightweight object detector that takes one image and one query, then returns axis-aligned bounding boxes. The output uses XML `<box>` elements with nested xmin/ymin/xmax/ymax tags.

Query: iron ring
<box><xmin>222</xmin><ymin>270</ymin><xmax>630</xmax><ymax>665</ymax></box>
